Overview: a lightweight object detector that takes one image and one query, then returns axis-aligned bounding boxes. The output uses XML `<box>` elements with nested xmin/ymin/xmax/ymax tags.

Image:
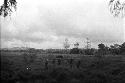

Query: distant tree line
<box><xmin>97</xmin><ymin>42</ymin><xmax>125</xmax><ymax>55</ymax></box>
<box><xmin>1</xmin><ymin>42</ymin><xmax>125</xmax><ymax>55</ymax></box>
<box><xmin>45</xmin><ymin>42</ymin><xmax>125</xmax><ymax>55</ymax></box>
<box><xmin>1</xmin><ymin>48</ymin><xmax>45</xmax><ymax>53</ymax></box>
<box><xmin>70</xmin><ymin>42</ymin><xmax>125</xmax><ymax>55</ymax></box>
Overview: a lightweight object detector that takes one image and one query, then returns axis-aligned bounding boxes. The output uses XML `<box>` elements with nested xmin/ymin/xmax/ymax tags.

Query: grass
<box><xmin>1</xmin><ymin>51</ymin><xmax>125</xmax><ymax>83</ymax></box>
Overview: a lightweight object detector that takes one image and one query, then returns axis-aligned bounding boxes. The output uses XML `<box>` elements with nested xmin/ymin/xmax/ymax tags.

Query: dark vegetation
<box><xmin>1</xmin><ymin>42</ymin><xmax>125</xmax><ymax>83</ymax></box>
<box><xmin>1</xmin><ymin>0</ymin><xmax>125</xmax><ymax>82</ymax></box>
<box><xmin>45</xmin><ymin>42</ymin><xmax>125</xmax><ymax>55</ymax></box>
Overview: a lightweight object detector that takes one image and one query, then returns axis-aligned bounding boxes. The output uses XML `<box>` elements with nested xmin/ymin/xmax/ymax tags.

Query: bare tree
<box><xmin>74</xmin><ymin>42</ymin><xmax>79</xmax><ymax>48</ymax></box>
<box><xmin>63</xmin><ymin>38</ymin><xmax>70</xmax><ymax>49</ymax></box>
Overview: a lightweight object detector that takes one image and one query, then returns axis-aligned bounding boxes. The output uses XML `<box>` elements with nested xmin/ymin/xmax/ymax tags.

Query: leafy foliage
<box><xmin>109</xmin><ymin>0</ymin><xmax>125</xmax><ymax>18</ymax></box>
<box><xmin>0</xmin><ymin>0</ymin><xmax>17</xmax><ymax>17</ymax></box>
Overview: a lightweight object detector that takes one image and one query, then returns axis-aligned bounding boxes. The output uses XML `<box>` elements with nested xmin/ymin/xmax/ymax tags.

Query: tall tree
<box><xmin>98</xmin><ymin>43</ymin><xmax>105</xmax><ymax>50</ymax></box>
<box><xmin>63</xmin><ymin>38</ymin><xmax>70</xmax><ymax>49</ymax></box>
<box><xmin>98</xmin><ymin>43</ymin><xmax>106</xmax><ymax>55</ymax></box>
<box><xmin>110</xmin><ymin>44</ymin><xmax>120</xmax><ymax>55</ymax></box>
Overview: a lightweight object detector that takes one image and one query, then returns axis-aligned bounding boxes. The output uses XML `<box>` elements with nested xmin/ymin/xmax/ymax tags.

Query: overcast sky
<box><xmin>0</xmin><ymin>0</ymin><xmax>125</xmax><ymax>49</ymax></box>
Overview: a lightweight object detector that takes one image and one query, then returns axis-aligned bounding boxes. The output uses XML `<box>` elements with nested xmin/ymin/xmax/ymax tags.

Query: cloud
<box><xmin>1</xmin><ymin>0</ymin><xmax>124</xmax><ymax>49</ymax></box>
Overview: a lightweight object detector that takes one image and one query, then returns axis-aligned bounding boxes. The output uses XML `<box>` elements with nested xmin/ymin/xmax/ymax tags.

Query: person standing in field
<box><xmin>57</xmin><ymin>58</ymin><xmax>61</xmax><ymax>65</ymax></box>
<box><xmin>45</xmin><ymin>59</ymin><xmax>49</xmax><ymax>70</ymax></box>
<box><xmin>69</xmin><ymin>58</ymin><xmax>74</xmax><ymax>68</ymax></box>
<box><xmin>52</xmin><ymin>58</ymin><xmax>55</xmax><ymax>64</ymax></box>
<box><xmin>76</xmin><ymin>60</ymin><xmax>81</xmax><ymax>69</ymax></box>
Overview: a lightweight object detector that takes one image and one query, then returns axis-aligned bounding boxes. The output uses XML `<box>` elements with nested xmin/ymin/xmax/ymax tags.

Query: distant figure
<box><xmin>45</xmin><ymin>59</ymin><xmax>49</xmax><ymax>70</ymax></box>
<box><xmin>69</xmin><ymin>58</ymin><xmax>74</xmax><ymax>68</ymax></box>
<box><xmin>56</xmin><ymin>55</ymin><xmax>63</xmax><ymax>65</ymax></box>
<box><xmin>76</xmin><ymin>60</ymin><xmax>81</xmax><ymax>69</ymax></box>
<box><xmin>57</xmin><ymin>59</ymin><xmax>61</xmax><ymax>65</ymax></box>
<box><xmin>52</xmin><ymin>59</ymin><xmax>55</xmax><ymax>64</ymax></box>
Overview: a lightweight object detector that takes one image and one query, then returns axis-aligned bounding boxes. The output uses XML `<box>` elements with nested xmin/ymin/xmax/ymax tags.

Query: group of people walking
<box><xmin>44</xmin><ymin>57</ymin><xmax>81</xmax><ymax>70</ymax></box>
<box><xmin>25</xmin><ymin>56</ymin><xmax>82</xmax><ymax>71</ymax></box>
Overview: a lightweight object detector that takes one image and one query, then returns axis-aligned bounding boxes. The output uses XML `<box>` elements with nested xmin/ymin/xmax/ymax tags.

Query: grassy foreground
<box><xmin>1</xmin><ymin>52</ymin><xmax>125</xmax><ymax>83</ymax></box>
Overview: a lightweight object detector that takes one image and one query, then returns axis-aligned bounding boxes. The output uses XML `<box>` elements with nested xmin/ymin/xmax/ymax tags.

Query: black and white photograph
<box><xmin>0</xmin><ymin>0</ymin><xmax>125</xmax><ymax>83</ymax></box>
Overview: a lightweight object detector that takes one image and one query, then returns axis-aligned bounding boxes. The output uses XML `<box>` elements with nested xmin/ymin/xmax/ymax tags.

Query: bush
<box><xmin>70</xmin><ymin>48</ymin><xmax>80</xmax><ymax>54</ymax></box>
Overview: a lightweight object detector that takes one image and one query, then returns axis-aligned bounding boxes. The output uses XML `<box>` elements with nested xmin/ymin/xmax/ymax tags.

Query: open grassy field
<box><xmin>1</xmin><ymin>51</ymin><xmax>125</xmax><ymax>83</ymax></box>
